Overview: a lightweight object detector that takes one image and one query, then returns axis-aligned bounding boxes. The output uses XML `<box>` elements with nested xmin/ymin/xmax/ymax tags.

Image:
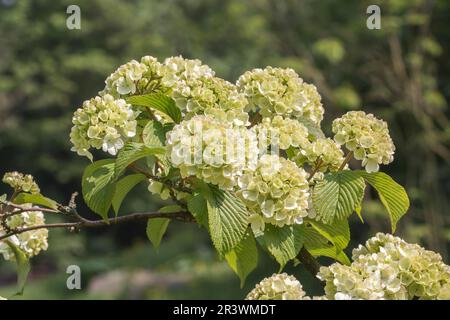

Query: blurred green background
<box><xmin>1</xmin><ymin>0</ymin><xmax>449</xmax><ymax>299</ymax></box>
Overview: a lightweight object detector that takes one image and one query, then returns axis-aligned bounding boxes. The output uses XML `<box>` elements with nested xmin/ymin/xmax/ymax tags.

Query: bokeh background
<box><xmin>1</xmin><ymin>0</ymin><xmax>449</xmax><ymax>299</ymax></box>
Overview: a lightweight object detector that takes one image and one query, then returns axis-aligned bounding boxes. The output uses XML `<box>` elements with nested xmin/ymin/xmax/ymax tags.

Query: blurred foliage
<box><xmin>0</xmin><ymin>0</ymin><xmax>449</xmax><ymax>299</ymax></box>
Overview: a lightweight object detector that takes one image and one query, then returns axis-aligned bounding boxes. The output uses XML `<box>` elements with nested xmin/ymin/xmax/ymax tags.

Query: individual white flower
<box><xmin>2</xmin><ymin>172</ymin><xmax>40</xmax><ymax>194</ymax></box>
<box><xmin>0</xmin><ymin>205</ymin><xmax>48</xmax><ymax>260</ymax></box>
<box><xmin>237</xmin><ymin>154</ymin><xmax>309</xmax><ymax>232</ymax></box>
<box><xmin>237</xmin><ymin>67</ymin><xmax>324</xmax><ymax>125</ymax></box>
<box><xmin>70</xmin><ymin>94</ymin><xmax>139</xmax><ymax>160</ymax></box>
<box><xmin>318</xmin><ymin>233</ymin><xmax>450</xmax><ymax>300</ymax></box>
<box><xmin>166</xmin><ymin>115</ymin><xmax>258</xmax><ymax>190</ymax></box>
<box><xmin>332</xmin><ymin>111</ymin><xmax>395</xmax><ymax>173</ymax></box>
<box><xmin>246</xmin><ymin>273</ymin><xmax>308</xmax><ymax>300</ymax></box>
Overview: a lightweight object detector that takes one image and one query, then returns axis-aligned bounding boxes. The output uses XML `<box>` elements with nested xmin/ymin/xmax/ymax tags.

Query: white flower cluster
<box><xmin>332</xmin><ymin>111</ymin><xmax>395</xmax><ymax>173</ymax></box>
<box><xmin>246</xmin><ymin>273</ymin><xmax>308</xmax><ymax>300</ymax></box>
<box><xmin>2</xmin><ymin>171</ymin><xmax>40</xmax><ymax>194</ymax></box>
<box><xmin>100</xmin><ymin>56</ymin><xmax>163</xmax><ymax>97</ymax></box>
<box><xmin>318</xmin><ymin>233</ymin><xmax>450</xmax><ymax>300</ymax></box>
<box><xmin>294</xmin><ymin>138</ymin><xmax>346</xmax><ymax>173</ymax></box>
<box><xmin>70</xmin><ymin>94</ymin><xmax>139</xmax><ymax>160</ymax></box>
<box><xmin>237</xmin><ymin>67</ymin><xmax>324</xmax><ymax>125</ymax></box>
<box><xmin>237</xmin><ymin>155</ymin><xmax>309</xmax><ymax>233</ymax></box>
<box><xmin>166</xmin><ymin>115</ymin><xmax>258</xmax><ymax>190</ymax></box>
<box><xmin>0</xmin><ymin>205</ymin><xmax>49</xmax><ymax>260</ymax></box>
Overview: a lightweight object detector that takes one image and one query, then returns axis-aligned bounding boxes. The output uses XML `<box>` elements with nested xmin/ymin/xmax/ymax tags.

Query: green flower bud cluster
<box><xmin>246</xmin><ymin>273</ymin><xmax>308</xmax><ymax>300</ymax></box>
<box><xmin>0</xmin><ymin>205</ymin><xmax>48</xmax><ymax>260</ymax></box>
<box><xmin>166</xmin><ymin>115</ymin><xmax>259</xmax><ymax>190</ymax></box>
<box><xmin>237</xmin><ymin>67</ymin><xmax>324</xmax><ymax>125</ymax></box>
<box><xmin>256</xmin><ymin>116</ymin><xmax>310</xmax><ymax>150</ymax></box>
<box><xmin>2</xmin><ymin>172</ymin><xmax>40</xmax><ymax>194</ymax></box>
<box><xmin>237</xmin><ymin>154</ymin><xmax>309</xmax><ymax>233</ymax></box>
<box><xmin>295</xmin><ymin>138</ymin><xmax>345</xmax><ymax>173</ymax></box>
<box><xmin>332</xmin><ymin>111</ymin><xmax>395</xmax><ymax>173</ymax></box>
<box><xmin>318</xmin><ymin>233</ymin><xmax>450</xmax><ymax>300</ymax></box>
<box><xmin>100</xmin><ymin>55</ymin><xmax>163</xmax><ymax>97</ymax></box>
<box><xmin>70</xmin><ymin>94</ymin><xmax>139</xmax><ymax>160</ymax></box>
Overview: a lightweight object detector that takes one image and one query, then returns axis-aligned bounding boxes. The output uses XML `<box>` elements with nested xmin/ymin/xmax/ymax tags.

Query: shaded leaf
<box><xmin>126</xmin><ymin>93</ymin><xmax>182</xmax><ymax>123</ymax></box>
<box><xmin>111</xmin><ymin>174</ymin><xmax>146</xmax><ymax>215</ymax></box>
<box><xmin>13</xmin><ymin>193</ymin><xmax>58</xmax><ymax>210</ymax></box>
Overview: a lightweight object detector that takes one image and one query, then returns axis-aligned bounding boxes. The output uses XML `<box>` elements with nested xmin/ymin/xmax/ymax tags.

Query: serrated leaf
<box><xmin>111</xmin><ymin>174</ymin><xmax>146</xmax><ymax>215</ymax></box>
<box><xmin>225</xmin><ymin>230</ymin><xmax>258</xmax><ymax>288</ymax></box>
<box><xmin>114</xmin><ymin>142</ymin><xmax>165</xmax><ymax>179</ymax></box>
<box><xmin>5</xmin><ymin>241</ymin><xmax>30</xmax><ymax>295</ymax></box>
<box><xmin>142</xmin><ymin>121</ymin><xmax>166</xmax><ymax>147</ymax></box>
<box><xmin>299</xmin><ymin>225</ymin><xmax>350</xmax><ymax>265</ymax></box>
<box><xmin>308</xmin><ymin>218</ymin><xmax>350</xmax><ymax>252</ymax></box>
<box><xmin>126</xmin><ymin>93</ymin><xmax>182</xmax><ymax>123</ymax></box>
<box><xmin>13</xmin><ymin>193</ymin><xmax>58</xmax><ymax>210</ymax></box>
<box><xmin>296</xmin><ymin>118</ymin><xmax>325</xmax><ymax>139</ymax></box>
<box><xmin>82</xmin><ymin>159</ymin><xmax>116</xmax><ymax>220</ymax></box>
<box><xmin>257</xmin><ymin>224</ymin><xmax>304</xmax><ymax>269</ymax></box>
<box><xmin>312</xmin><ymin>171</ymin><xmax>366</xmax><ymax>223</ymax></box>
<box><xmin>146</xmin><ymin>218</ymin><xmax>170</xmax><ymax>251</ymax></box>
<box><xmin>204</xmin><ymin>185</ymin><xmax>249</xmax><ymax>256</ymax></box>
<box><xmin>356</xmin><ymin>171</ymin><xmax>410</xmax><ymax>233</ymax></box>
<box><xmin>187</xmin><ymin>193</ymin><xmax>209</xmax><ymax>228</ymax></box>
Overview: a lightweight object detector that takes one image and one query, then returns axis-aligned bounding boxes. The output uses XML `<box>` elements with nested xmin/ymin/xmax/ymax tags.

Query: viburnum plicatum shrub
<box><xmin>1</xmin><ymin>55</ymin><xmax>449</xmax><ymax>300</ymax></box>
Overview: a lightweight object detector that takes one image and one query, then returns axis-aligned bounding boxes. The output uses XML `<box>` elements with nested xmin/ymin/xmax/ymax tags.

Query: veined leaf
<box><xmin>142</xmin><ymin>120</ymin><xmax>166</xmax><ymax>147</ymax></box>
<box><xmin>82</xmin><ymin>159</ymin><xmax>116</xmax><ymax>220</ymax></box>
<box><xmin>296</xmin><ymin>117</ymin><xmax>325</xmax><ymax>139</ymax></box>
<box><xmin>312</xmin><ymin>171</ymin><xmax>366</xmax><ymax>223</ymax></box>
<box><xmin>225</xmin><ymin>230</ymin><xmax>258</xmax><ymax>288</ymax></box>
<box><xmin>114</xmin><ymin>142</ymin><xmax>165</xmax><ymax>179</ymax></box>
<box><xmin>126</xmin><ymin>93</ymin><xmax>182</xmax><ymax>123</ymax></box>
<box><xmin>257</xmin><ymin>224</ymin><xmax>304</xmax><ymax>270</ymax></box>
<box><xmin>203</xmin><ymin>185</ymin><xmax>249</xmax><ymax>256</ymax></box>
<box><xmin>5</xmin><ymin>241</ymin><xmax>30</xmax><ymax>295</ymax></box>
<box><xmin>187</xmin><ymin>193</ymin><xmax>209</xmax><ymax>229</ymax></box>
<box><xmin>308</xmin><ymin>218</ymin><xmax>350</xmax><ymax>252</ymax></box>
<box><xmin>356</xmin><ymin>171</ymin><xmax>410</xmax><ymax>232</ymax></box>
<box><xmin>111</xmin><ymin>174</ymin><xmax>146</xmax><ymax>215</ymax></box>
<box><xmin>13</xmin><ymin>193</ymin><xmax>58</xmax><ymax>210</ymax></box>
<box><xmin>146</xmin><ymin>218</ymin><xmax>170</xmax><ymax>251</ymax></box>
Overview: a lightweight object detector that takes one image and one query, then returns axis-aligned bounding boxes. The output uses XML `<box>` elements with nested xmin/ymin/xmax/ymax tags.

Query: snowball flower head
<box><xmin>166</xmin><ymin>115</ymin><xmax>259</xmax><ymax>190</ymax></box>
<box><xmin>332</xmin><ymin>111</ymin><xmax>395</xmax><ymax>173</ymax></box>
<box><xmin>237</xmin><ymin>67</ymin><xmax>324</xmax><ymax>125</ymax></box>
<box><xmin>0</xmin><ymin>205</ymin><xmax>49</xmax><ymax>260</ymax></box>
<box><xmin>246</xmin><ymin>273</ymin><xmax>308</xmax><ymax>300</ymax></box>
<box><xmin>70</xmin><ymin>94</ymin><xmax>139</xmax><ymax>160</ymax></box>
<box><xmin>2</xmin><ymin>172</ymin><xmax>40</xmax><ymax>194</ymax></box>
<box><xmin>294</xmin><ymin>137</ymin><xmax>345</xmax><ymax>173</ymax></box>
<box><xmin>237</xmin><ymin>154</ymin><xmax>309</xmax><ymax>233</ymax></box>
<box><xmin>318</xmin><ymin>233</ymin><xmax>450</xmax><ymax>300</ymax></box>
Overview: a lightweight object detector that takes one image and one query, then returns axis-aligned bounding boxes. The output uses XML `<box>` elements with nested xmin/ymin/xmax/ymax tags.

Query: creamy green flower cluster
<box><xmin>70</xmin><ymin>94</ymin><xmax>139</xmax><ymax>160</ymax></box>
<box><xmin>295</xmin><ymin>138</ymin><xmax>345</xmax><ymax>173</ymax></box>
<box><xmin>237</xmin><ymin>67</ymin><xmax>324</xmax><ymax>125</ymax></box>
<box><xmin>2</xmin><ymin>171</ymin><xmax>40</xmax><ymax>194</ymax></box>
<box><xmin>237</xmin><ymin>155</ymin><xmax>309</xmax><ymax>233</ymax></box>
<box><xmin>332</xmin><ymin>111</ymin><xmax>395</xmax><ymax>173</ymax></box>
<box><xmin>318</xmin><ymin>233</ymin><xmax>450</xmax><ymax>300</ymax></box>
<box><xmin>100</xmin><ymin>56</ymin><xmax>163</xmax><ymax>97</ymax></box>
<box><xmin>256</xmin><ymin>116</ymin><xmax>310</xmax><ymax>151</ymax></box>
<box><xmin>166</xmin><ymin>115</ymin><xmax>258</xmax><ymax>190</ymax></box>
<box><xmin>246</xmin><ymin>273</ymin><xmax>308</xmax><ymax>300</ymax></box>
<box><xmin>0</xmin><ymin>206</ymin><xmax>48</xmax><ymax>260</ymax></box>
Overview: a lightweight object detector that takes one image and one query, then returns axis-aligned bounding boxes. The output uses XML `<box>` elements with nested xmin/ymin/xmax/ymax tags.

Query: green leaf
<box><xmin>126</xmin><ymin>93</ymin><xmax>182</xmax><ymax>123</ymax></box>
<box><xmin>203</xmin><ymin>185</ymin><xmax>249</xmax><ymax>256</ymax></box>
<box><xmin>257</xmin><ymin>224</ymin><xmax>304</xmax><ymax>269</ymax></box>
<box><xmin>158</xmin><ymin>204</ymin><xmax>183</xmax><ymax>213</ymax></box>
<box><xmin>111</xmin><ymin>174</ymin><xmax>146</xmax><ymax>215</ymax></box>
<box><xmin>5</xmin><ymin>241</ymin><xmax>31</xmax><ymax>295</ymax></box>
<box><xmin>114</xmin><ymin>142</ymin><xmax>165</xmax><ymax>179</ymax></box>
<box><xmin>312</xmin><ymin>171</ymin><xmax>366</xmax><ymax>223</ymax></box>
<box><xmin>82</xmin><ymin>159</ymin><xmax>116</xmax><ymax>220</ymax></box>
<box><xmin>146</xmin><ymin>218</ymin><xmax>170</xmax><ymax>251</ymax></box>
<box><xmin>299</xmin><ymin>225</ymin><xmax>350</xmax><ymax>265</ymax></box>
<box><xmin>187</xmin><ymin>193</ymin><xmax>209</xmax><ymax>229</ymax></box>
<box><xmin>225</xmin><ymin>230</ymin><xmax>258</xmax><ymax>288</ymax></box>
<box><xmin>13</xmin><ymin>193</ymin><xmax>58</xmax><ymax>210</ymax></box>
<box><xmin>296</xmin><ymin>118</ymin><xmax>325</xmax><ymax>139</ymax></box>
<box><xmin>142</xmin><ymin>121</ymin><xmax>166</xmax><ymax>147</ymax></box>
<box><xmin>356</xmin><ymin>171</ymin><xmax>410</xmax><ymax>233</ymax></box>
<box><xmin>0</xmin><ymin>194</ymin><xmax>7</xmax><ymax>202</ymax></box>
<box><xmin>308</xmin><ymin>218</ymin><xmax>350</xmax><ymax>252</ymax></box>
